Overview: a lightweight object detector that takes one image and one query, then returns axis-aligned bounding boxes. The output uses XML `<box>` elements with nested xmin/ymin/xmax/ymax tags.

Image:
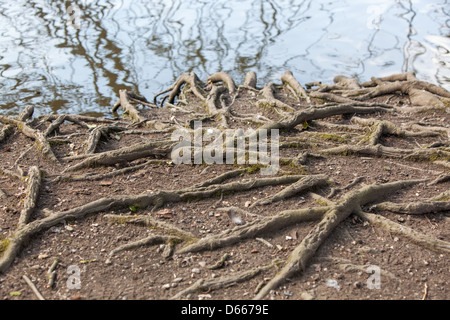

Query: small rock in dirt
<box><xmin>191</xmin><ymin>268</ymin><xmax>200</xmax><ymax>274</ymax></box>
<box><xmin>325</xmin><ymin>279</ymin><xmax>341</xmax><ymax>290</ymax></box>
<box><xmin>299</xmin><ymin>291</ymin><xmax>314</xmax><ymax>300</ymax></box>
<box><xmin>162</xmin><ymin>284</ymin><xmax>171</xmax><ymax>290</ymax></box>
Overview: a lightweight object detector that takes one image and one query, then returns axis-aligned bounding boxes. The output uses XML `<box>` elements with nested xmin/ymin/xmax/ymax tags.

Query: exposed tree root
<box><xmin>63</xmin><ymin>139</ymin><xmax>177</xmax><ymax>172</ymax></box>
<box><xmin>0</xmin><ymin>71</ymin><xmax>448</xmax><ymax>301</ymax></box>
<box><xmin>281</xmin><ymin>70</ymin><xmax>310</xmax><ymax>103</ymax></box>
<box><xmin>259</xmin><ymin>102</ymin><xmax>393</xmax><ymax>132</ymax></box>
<box><xmin>316</xmin><ymin>256</ymin><xmax>399</xmax><ymax>280</ymax></box>
<box><xmin>176</xmin><ymin>206</ymin><xmax>329</xmax><ymax>254</ymax></box>
<box><xmin>249</xmin><ymin>174</ymin><xmax>330</xmax><ymax>207</ymax></box>
<box><xmin>105</xmin><ymin>235</ymin><xmax>183</xmax><ymax>265</ymax></box>
<box><xmin>351</xmin><ymin>116</ymin><xmax>444</xmax><ymax>146</ymax></box>
<box><xmin>320</xmin><ymin>144</ymin><xmax>450</xmax><ymax>165</ymax></box>
<box><xmin>167</xmin><ymin>72</ymin><xmax>207</xmax><ymax>104</ymax></box>
<box><xmin>170</xmin><ymin>261</ymin><xmax>276</xmax><ymax>299</ymax></box>
<box><xmin>356</xmin><ymin>210</ymin><xmax>450</xmax><ymax>254</ymax></box>
<box><xmin>17</xmin><ymin>166</ymin><xmax>41</xmax><ymax>228</ymax></box>
<box><xmin>0</xmin><ymin>172</ymin><xmax>308</xmax><ymax>273</ymax></box>
<box><xmin>253</xmin><ymin>179</ymin><xmax>425</xmax><ymax>300</ymax></box>
<box><xmin>257</xmin><ymin>82</ymin><xmax>295</xmax><ymax>114</ymax></box>
<box><xmin>376</xmin><ymin>201</ymin><xmax>450</xmax><ymax>214</ymax></box>
<box><xmin>0</xmin><ymin>113</ymin><xmax>59</xmax><ymax>163</ymax></box>
<box><xmin>243</xmin><ymin>71</ymin><xmax>257</xmax><ymax>88</ymax></box>
<box><xmin>51</xmin><ymin>159</ymin><xmax>168</xmax><ymax>183</ymax></box>
<box><xmin>104</xmin><ymin>214</ymin><xmax>196</xmax><ymax>241</ymax></box>
<box><xmin>85</xmin><ymin>125</ymin><xmax>127</xmax><ymax>154</ymax></box>
<box><xmin>207</xmin><ymin>72</ymin><xmax>237</xmax><ymax>94</ymax></box>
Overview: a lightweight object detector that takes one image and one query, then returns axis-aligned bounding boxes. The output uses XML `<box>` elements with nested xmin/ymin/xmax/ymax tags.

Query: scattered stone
<box><xmin>299</xmin><ymin>291</ymin><xmax>314</xmax><ymax>300</ymax></box>
<box><xmin>325</xmin><ymin>279</ymin><xmax>341</xmax><ymax>290</ymax></box>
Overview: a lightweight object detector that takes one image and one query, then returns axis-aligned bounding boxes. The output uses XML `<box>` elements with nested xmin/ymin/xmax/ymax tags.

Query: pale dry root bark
<box><xmin>112</xmin><ymin>89</ymin><xmax>150</xmax><ymax>123</ymax></box>
<box><xmin>253</xmin><ymin>179</ymin><xmax>426</xmax><ymax>299</ymax></box>
<box><xmin>0</xmin><ymin>70</ymin><xmax>449</xmax><ymax>301</ymax></box>
<box><xmin>170</xmin><ymin>260</ymin><xmax>277</xmax><ymax>299</ymax></box>
<box><xmin>0</xmin><ymin>111</ymin><xmax>59</xmax><ymax>163</ymax></box>
<box><xmin>257</xmin><ymin>82</ymin><xmax>295</xmax><ymax>114</ymax></box>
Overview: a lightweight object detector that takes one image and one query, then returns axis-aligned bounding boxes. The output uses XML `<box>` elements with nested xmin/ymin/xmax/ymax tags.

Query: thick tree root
<box><xmin>316</xmin><ymin>256</ymin><xmax>399</xmax><ymax>280</ymax></box>
<box><xmin>320</xmin><ymin>144</ymin><xmax>450</xmax><ymax>164</ymax></box>
<box><xmin>249</xmin><ymin>174</ymin><xmax>330</xmax><ymax>207</ymax></box>
<box><xmin>167</xmin><ymin>72</ymin><xmax>207</xmax><ymax>104</ymax></box>
<box><xmin>281</xmin><ymin>70</ymin><xmax>310</xmax><ymax>103</ymax></box>
<box><xmin>351</xmin><ymin>117</ymin><xmax>444</xmax><ymax>145</ymax></box>
<box><xmin>253</xmin><ymin>179</ymin><xmax>424</xmax><ymax>300</ymax></box>
<box><xmin>170</xmin><ymin>261</ymin><xmax>276</xmax><ymax>299</ymax></box>
<box><xmin>1</xmin><ymin>71</ymin><xmax>448</xmax><ymax>300</ymax></box>
<box><xmin>356</xmin><ymin>210</ymin><xmax>450</xmax><ymax>254</ymax></box>
<box><xmin>0</xmin><ymin>114</ymin><xmax>59</xmax><ymax>163</ymax></box>
<box><xmin>63</xmin><ymin>140</ymin><xmax>177</xmax><ymax>172</ymax></box>
<box><xmin>0</xmin><ymin>173</ymin><xmax>307</xmax><ymax>273</ymax></box>
<box><xmin>176</xmin><ymin>206</ymin><xmax>329</xmax><ymax>254</ymax></box>
<box><xmin>85</xmin><ymin>125</ymin><xmax>126</xmax><ymax>154</ymax></box>
<box><xmin>207</xmin><ymin>72</ymin><xmax>236</xmax><ymax>94</ymax></box>
<box><xmin>371</xmin><ymin>199</ymin><xmax>450</xmax><ymax>215</ymax></box>
<box><xmin>257</xmin><ymin>82</ymin><xmax>295</xmax><ymax>114</ymax></box>
<box><xmin>104</xmin><ymin>214</ymin><xmax>196</xmax><ymax>240</ymax></box>
<box><xmin>17</xmin><ymin>166</ymin><xmax>41</xmax><ymax>228</ymax></box>
<box><xmin>105</xmin><ymin>235</ymin><xmax>183</xmax><ymax>265</ymax></box>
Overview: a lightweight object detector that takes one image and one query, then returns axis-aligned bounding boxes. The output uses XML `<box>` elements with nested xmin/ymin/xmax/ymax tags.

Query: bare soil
<box><xmin>0</xmin><ymin>71</ymin><xmax>449</xmax><ymax>301</ymax></box>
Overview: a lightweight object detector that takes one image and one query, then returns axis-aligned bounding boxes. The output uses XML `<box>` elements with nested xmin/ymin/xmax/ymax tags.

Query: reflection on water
<box><xmin>0</xmin><ymin>0</ymin><xmax>449</xmax><ymax>117</ymax></box>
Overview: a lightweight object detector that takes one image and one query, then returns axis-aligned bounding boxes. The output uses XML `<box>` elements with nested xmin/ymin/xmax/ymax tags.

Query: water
<box><xmin>0</xmin><ymin>0</ymin><xmax>449</xmax><ymax>117</ymax></box>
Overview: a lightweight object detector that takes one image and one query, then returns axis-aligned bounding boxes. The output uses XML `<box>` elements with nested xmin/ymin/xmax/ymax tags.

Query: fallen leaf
<box><xmin>156</xmin><ymin>208</ymin><xmax>173</xmax><ymax>219</ymax></box>
<box><xmin>290</xmin><ymin>230</ymin><xmax>298</xmax><ymax>240</ymax></box>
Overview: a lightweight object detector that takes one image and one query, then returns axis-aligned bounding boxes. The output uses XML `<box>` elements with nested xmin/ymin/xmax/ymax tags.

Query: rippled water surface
<box><xmin>0</xmin><ymin>0</ymin><xmax>449</xmax><ymax>117</ymax></box>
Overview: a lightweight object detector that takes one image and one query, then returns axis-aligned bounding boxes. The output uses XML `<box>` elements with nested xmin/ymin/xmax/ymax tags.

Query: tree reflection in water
<box><xmin>0</xmin><ymin>0</ymin><xmax>448</xmax><ymax>116</ymax></box>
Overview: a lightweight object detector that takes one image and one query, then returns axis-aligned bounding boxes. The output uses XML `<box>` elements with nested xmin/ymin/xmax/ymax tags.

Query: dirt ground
<box><xmin>0</xmin><ymin>71</ymin><xmax>449</xmax><ymax>301</ymax></box>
